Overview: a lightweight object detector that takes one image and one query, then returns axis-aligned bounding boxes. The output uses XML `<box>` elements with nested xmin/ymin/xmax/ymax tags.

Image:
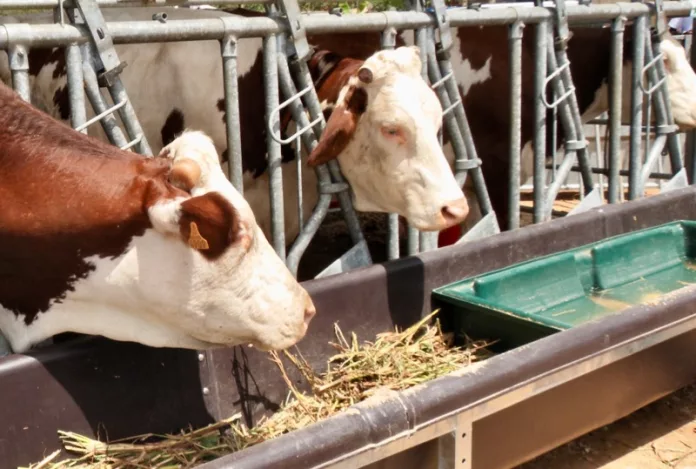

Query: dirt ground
<box><xmin>520</xmin><ymin>382</ymin><xmax>696</xmax><ymax>469</ymax></box>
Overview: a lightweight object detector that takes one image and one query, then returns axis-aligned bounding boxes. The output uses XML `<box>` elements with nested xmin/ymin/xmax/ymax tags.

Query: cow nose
<box><xmin>441</xmin><ymin>198</ymin><xmax>469</xmax><ymax>226</ymax></box>
<box><xmin>303</xmin><ymin>294</ymin><xmax>316</xmax><ymax>326</ymax></box>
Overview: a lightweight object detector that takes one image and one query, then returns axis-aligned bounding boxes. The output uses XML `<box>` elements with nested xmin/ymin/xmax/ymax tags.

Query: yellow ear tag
<box><xmin>188</xmin><ymin>222</ymin><xmax>210</xmax><ymax>250</ymax></box>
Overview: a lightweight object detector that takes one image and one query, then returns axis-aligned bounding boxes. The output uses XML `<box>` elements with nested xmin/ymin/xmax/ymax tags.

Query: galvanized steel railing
<box><xmin>1</xmin><ymin>0</ymin><xmax>695</xmax><ymax>279</ymax></box>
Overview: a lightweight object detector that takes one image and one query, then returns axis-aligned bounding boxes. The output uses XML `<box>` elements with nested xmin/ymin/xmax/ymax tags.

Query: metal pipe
<box><xmin>387</xmin><ymin>214</ymin><xmax>400</xmax><ymax>260</ymax></box>
<box><xmin>629</xmin><ymin>15</ymin><xmax>645</xmax><ymax>200</ymax></box>
<box><xmin>106</xmin><ymin>79</ymin><xmax>152</xmax><ymax>156</ymax></box>
<box><xmin>382</xmin><ymin>28</ymin><xmax>405</xmax><ymax>259</ymax></box>
<box><xmin>533</xmin><ymin>20</ymin><xmax>547</xmax><ymax>223</ymax></box>
<box><xmin>80</xmin><ymin>51</ymin><xmax>130</xmax><ymax>149</ymax></box>
<box><xmin>546</xmin><ymin>163</ymin><xmax>674</xmax><ymax>180</ymax></box>
<box><xmin>508</xmin><ymin>20</ymin><xmax>524</xmax><ymax>230</ymax></box>
<box><xmin>6</xmin><ymin>5</ymin><xmax>696</xmax><ymax>49</ymax></box>
<box><xmin>642</xmin><ymin>33</ymin><xmax>683</xmax><ymax>175</ymax></box>
<box><xmin>638</xmin><ymin>134</ymin><xmax>668</xmax><ymax>194</ymax></box>
<box><xmin>8</xmin><ymin>44</ymin><xmax>30</xmax><ymax>102</ymax></box>
<box><xmin>607</xmin><ymin>15</ymin><xmax>625</xmax><ymax>204</ymax></box>
<box><xmin>65</xmin><ymin>42</ymin><xmax>87</xmax><ymax>132</ymax></box>
<box><xmin>416</xmin><ymin>26</ymin><xmax>437</xmax><ymax>253</ymax></box>
<box><xmin>686</xmin><ymin>17</ymin><xmax>696</xmax><ymax>184</ymax></box>
<box><xmin>221</xmin><ymin>34</ymin><xmax>243</xmax><ymax>192</ymax></box>
<box><xmin>264</xmin><ymin>33</ymin><xmax>286</xmax><ymax>259</ymax></box>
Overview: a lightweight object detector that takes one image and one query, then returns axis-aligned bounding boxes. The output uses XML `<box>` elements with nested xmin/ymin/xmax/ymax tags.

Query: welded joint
<box><xmin>565</xmin><ymin>139</ymin><xmax>587</xmax><ymax>151</ymax></box>
<box><xmin>221</xmin><ymin>34</ymin><xmax>238</xmax><ymax>59</ymax></box>
<box><xmin>612</xmin><ymin>14</ymin><xmax>627</xmax><ymax>32</ymax></box>
<box><xmin>510</xmin><ymin>19</ymin><xmax>526</xmax><ymax>39</ymax></box>
<box><xmin>319</xmin><ymin>182</ymin><xmax>350</xmax><ymax>194</ymax></box>
<box><xmin>8</xmin><ymin>44</ymin><xmax>29</xmax><ymax>72</ymax></box>
<box><xmin>381</xmin><ymin>26</ymin><xmax>398</xmax><ymax>50</ymax></box>
<box><xmin>656</xmin><ymin>124</ymin><xmax>679</xmax><ymax>135</ymax></box>
<box><xmin>456</xmin><ymin>158</ymin><xmax>482</xmax><ymax>170</ymax></box>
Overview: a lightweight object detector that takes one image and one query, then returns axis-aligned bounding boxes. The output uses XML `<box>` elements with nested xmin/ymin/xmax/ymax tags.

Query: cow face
<box><xmin>146</xmin><ymin>131</ymin><xmax>315</xmax><ymax>351</ymax></box>
<box><xmin>660</xmin><ymin>36</ymin><xmax>696</xmax><ymax>130</ymax></box>
<box><xmin>307</xmin><ymin>46</ymin><xmax>469</xmax><ymax>232</ymax></box>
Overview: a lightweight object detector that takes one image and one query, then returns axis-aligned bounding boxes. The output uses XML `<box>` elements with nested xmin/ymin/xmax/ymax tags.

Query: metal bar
<box><xmin>533</xmin><ymin>20</ymin><xmax>547</xmax><ymax>223</ymax></box>
<box><xmin>264</xmin><ymin>33</ymin><xmax>286</xmax><ymax>259</ymax></box>
<box><xmin>388</xmin><ymin>214</ymin><xmax>400</xmax><ymax>260</ymax></box>
<box><xmin>642</xmin><ymin>32</ymin><xmax>683</xmax><ymax>175</ymax></box>
<box><xmin>508</xmin><ymin>20</ymin><xmax>524</xmax><ymax>230</ymax></box>
<box><xmin>545</xmin><ymin>163</ymin><xmax>674</xmax><ymax>180</ymax></box>
<box><xmin>629</xmin><ymin>14</ymin><xmax>646</xmax><ymax>200</ymax></box>
<box><xmin>381</xmin><ymin>28</ymin><xmax>406</xmax><ymax>260</ymax></box>
<box><xmin>686</xmin><ymin>17</ymin><xmax>696</xmax><ymax>184</ymax></box>
<box><xmin>65</xmin><ymin>42</ymin><xmax>87</xmax><ymax>132</ymax></box>
<box><xmin>80</xmin><ymin>51</ymin><xmax>130</xmax><ymax>148</ymax></box>
<box><xmin>221</xmin><ymin>34</ymin><xmax>243</xmax><ymax>193</ymax></box>
<box><xmin>415</xmin><ymin>24</ymin><xmax>437</xmax><ymax>254</ymax></box>
<box><xmin>103</xmin><ymin>79</ymin><xmax>151</xmax><ymax>155</ymax></box>
<box><xmin>8</xmin><ymin>44</ymin><xmax>30</xmax><ymax>102</ymax></box>
<box><xmin>74</xmin><ymin>97</ymin><xmax>126</xmax><ymax>131</ymax></box>
<box><xmin>7</xmin><ymin>4</ymin><xmax>696</xmax><ymax>49</ymax></box>
<box><xmin>638</xmin><ymin>134</ymin><xmax>668</xmax><ymax>194</ymax></box>
<box><xmin>607</xmin><ymin>15</ymin><xmax>625</xmax><ymax>204</ymax></box>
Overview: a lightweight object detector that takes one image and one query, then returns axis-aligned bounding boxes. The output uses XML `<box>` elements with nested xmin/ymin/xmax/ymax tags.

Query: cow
<box><xmin>2</xmin><ymin>7</ymin><xmax>695</xmax><ymax>245</ymax></box>
<box><xmin>0</xmin><ymin>78</ymin><xmax>317</xmax><ymax>356</ymax></box>
<box><xmin>0</xmin><ymin>7</ymin><xmax>470</xmax><ymax>258</ymax></box>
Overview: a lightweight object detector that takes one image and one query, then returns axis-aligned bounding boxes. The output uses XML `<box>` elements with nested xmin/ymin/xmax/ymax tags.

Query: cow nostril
<box><xmin>441</xmin><ymin>199</ymin><xmax>469</xmax><ymax>225</ymax></box>
<box><xmin>304</xmin><ymin>296</ymin><xmax>316</xmax><ymax>325</ymax></box>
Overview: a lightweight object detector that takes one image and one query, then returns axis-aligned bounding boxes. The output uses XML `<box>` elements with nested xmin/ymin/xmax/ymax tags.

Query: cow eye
<box><xmin>381</xmin><ymin>126</ymin><xmax>404</xmax><ymax>139</ymax></box>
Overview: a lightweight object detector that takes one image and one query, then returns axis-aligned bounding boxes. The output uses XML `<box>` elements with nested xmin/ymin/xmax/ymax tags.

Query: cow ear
<box><xmin>178</xmin><ymin>191</ymin><xmax>247</xmax><ymax>260</ymax></box>
<box><xmin>307</xmin><ymin>85</ymin><xmax>368</xmax><ymax>167</ymax></box>
<box><xmin>148</xmin><ymin>191</ymin><xmax>246</xmax><ymax>260</ymax></box>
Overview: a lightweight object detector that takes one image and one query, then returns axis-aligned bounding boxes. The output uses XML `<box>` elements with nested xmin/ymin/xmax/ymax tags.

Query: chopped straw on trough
<box><xmin>26</xmin><ymin>310</ymin><xmax>495</xmax><ymax>469</ymax></box>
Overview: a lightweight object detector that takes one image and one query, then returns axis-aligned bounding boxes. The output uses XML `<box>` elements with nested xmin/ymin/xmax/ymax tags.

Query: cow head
<box><xmin>660</xmin><ymin>35</ymin><xmax>696</xmax><ymax>130</ymax></box>
<box><xmin>148</xmin><ymin>131</ymin><xmax>316</xmax><ymax>351</ymax></box>
<box><xmin>307</xmin><ymin>46</ymin><xmax>469</xmax><ymax>232</ymax></box>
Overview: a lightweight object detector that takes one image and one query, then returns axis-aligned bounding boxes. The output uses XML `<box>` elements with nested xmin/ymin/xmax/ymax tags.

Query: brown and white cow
<box><xmin>0</xmin><ymin>78</ymin><xmax>317</xmax><ymax>356</ymax></box>
<box><xmin>0</xmin><ymin>7</ymin><xmax>469</xmax><ymax>250</ymax></box>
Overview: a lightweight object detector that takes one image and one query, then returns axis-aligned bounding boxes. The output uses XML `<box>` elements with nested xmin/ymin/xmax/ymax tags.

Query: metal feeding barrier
<box><xmin>0</xmin><ymin>0</ymin><xmax>695</xmax><ymax>282</ymax></box>
<box><xmin>7</xmin><ymin>0</ymin><xmax>153</xmax><ymax>155</ymax></box>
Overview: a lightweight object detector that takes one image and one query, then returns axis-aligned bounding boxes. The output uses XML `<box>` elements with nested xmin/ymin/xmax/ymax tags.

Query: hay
<box><xmin>25</xmin><ymin>311</ymin><xmax>494</xmax><ymax>469</ymax></box>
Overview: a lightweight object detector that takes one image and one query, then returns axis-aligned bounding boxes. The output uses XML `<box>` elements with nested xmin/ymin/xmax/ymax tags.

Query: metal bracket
<box><xmin>275</xmin><ymin>0</ymin><xmax>311</xmax><ymax>62</ymax></box>
<box><xmin>69</xmin><ymin>0</ymin><xmax>127</xmax><ymax>87</ymax></box>
<box><xmin>429</xmin><ymin>0</ymin><xmax>453</xmax><ymax>52</ymax></box>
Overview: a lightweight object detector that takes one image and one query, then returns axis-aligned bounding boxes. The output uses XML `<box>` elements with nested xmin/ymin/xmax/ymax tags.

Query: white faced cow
<box><xmin>0</xmin><ymin>79</ymin><xmax>316</xmax><ymax>356</ymax></box>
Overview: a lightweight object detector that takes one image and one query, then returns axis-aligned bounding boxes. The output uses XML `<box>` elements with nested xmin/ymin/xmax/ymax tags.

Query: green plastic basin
<box><xmin>432</xmin><ymin>220</ymin><xmax>696</xmax><ymax>348</ymax></box>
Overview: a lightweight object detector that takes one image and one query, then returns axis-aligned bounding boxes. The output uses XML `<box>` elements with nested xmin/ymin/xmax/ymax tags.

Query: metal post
<box><xmin>221</xmin><ymin>34</ymin><xmax>244</xmax><ymax>193</ymax></box>
<box><xmin>65</xmin><ymin>43</ymin><xmax>87</xmax><ymax>132</ymax></box>
<box><xmin>628</xmin><ymin>13</ymin><xmax>646</xmax><ymax>200</ymax></box>
<box><xmin>608</xmin><ymin>16</ymin><xmax>626</xmax><ymax>204</ymax></box>
<box><xmin>686</xmin><ymin>16</ymin><xmax>696</xmax><ymax>184</ymax></box>
<box><xmin>381</xmin><ymin>27</ymin><xmax>408</xmax><ymax>259</ymax></box>
<box><xmin>508</xmin><ymin>20</ymin><xmax>525</xmax><ymax>230</ymax></box>
<box><xmin>264</xmin><ymin>33</ymin><xmax>286</xmax><ymax>259</ymax></box>
<box><xmin>533</xmin><ymin>20</ymin><xmax>548</xmax><ymax>223</ymax></box>
<box><xmin>8</xmin><ymin>44</ymin><xmax>30</xmax><ymax>102</ymax></box>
